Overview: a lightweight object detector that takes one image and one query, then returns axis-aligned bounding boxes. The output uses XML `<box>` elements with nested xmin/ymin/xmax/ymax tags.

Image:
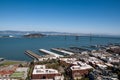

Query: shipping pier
<box><xmin>51</xmin><ymin>48</ymin><xmax>74</xmax><ymax>55</ymax></box>
<box><xmin>25</xmin><ymin>50</ymin><xmax>41</xmax><ymax>61</ymax></box>
<box><xmin>39</xmin><ymin>49</ymin><xmax>63</xmax><ymax>57</ymax></box>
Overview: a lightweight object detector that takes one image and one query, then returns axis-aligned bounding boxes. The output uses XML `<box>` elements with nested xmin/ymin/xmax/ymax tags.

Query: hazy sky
<box><xmin>0</xmin><ymin>0</ymin><xmax>120</xmax><ymax>35</ymax></box>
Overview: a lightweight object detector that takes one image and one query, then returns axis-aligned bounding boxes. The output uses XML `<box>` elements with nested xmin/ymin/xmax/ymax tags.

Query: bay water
<box><xmin>0</xmin><ymin>36</ymin><xmax>120</xmax><ymax>61</ymax></box>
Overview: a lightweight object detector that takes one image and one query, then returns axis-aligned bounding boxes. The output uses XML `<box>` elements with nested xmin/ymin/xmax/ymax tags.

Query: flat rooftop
<box><xmin>71</xmin><ymin>65</ymin><xmax>93</xmax><ymax>70</ymax></box>
<box><xmin>32</xmin><ymin>65</ymin><xmax>59</xmax><ymax>75</ymax></box>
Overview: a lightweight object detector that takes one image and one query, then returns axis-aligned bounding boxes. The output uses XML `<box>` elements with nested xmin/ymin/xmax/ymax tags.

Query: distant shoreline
<box><xmin>0</xmin><ymin>30</ymin><xmax>120</xmax><ymax>37</ymax></box>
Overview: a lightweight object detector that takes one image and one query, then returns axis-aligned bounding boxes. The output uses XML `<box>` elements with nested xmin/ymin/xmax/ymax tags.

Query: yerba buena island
<box><xmin>0</xmin><ymin>0</ymin><xmax>120</xmax><ymax>80</ymax></box>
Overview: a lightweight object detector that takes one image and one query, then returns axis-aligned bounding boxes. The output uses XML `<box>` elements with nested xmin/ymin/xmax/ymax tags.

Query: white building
<box><xmin>32</xmin><ymin>65</ymin><xmax>64</xmax><ymax>80</ymax></box>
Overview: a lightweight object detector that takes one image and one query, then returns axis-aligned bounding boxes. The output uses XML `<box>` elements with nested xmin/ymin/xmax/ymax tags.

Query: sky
<box><xmin>0</xmin><ymin>0</ymin><xmax>120</xmax><ymax>35</ymax></box>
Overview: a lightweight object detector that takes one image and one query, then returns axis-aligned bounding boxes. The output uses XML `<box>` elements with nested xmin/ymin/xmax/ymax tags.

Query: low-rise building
<box><xmin>68</xmin><ymin>61</ymin><xmax>93</xmax><ymax>80</ymax></box>
<box><xmin>107</xmin><ymin>46</ymin><xmax>120</xmax><ymax>54</ymax></box>
<box><xmin>59</xmin><ymin>58</ymin><xmax>77</xmax><ymax>67</ymax></box>
<box><xmin>31</xmin><ymin>65</ymin><xmax>63</xmax><ymax>80</ymax></box>
<box><xmin>59</xmin><ymin>57</ymin><xmax>94</xmax><ymax>79</ymax></box>
<box><xmin>38</xmin><ymin>55</ymin><xmax>57</xmax><ymax>61</ymax></box>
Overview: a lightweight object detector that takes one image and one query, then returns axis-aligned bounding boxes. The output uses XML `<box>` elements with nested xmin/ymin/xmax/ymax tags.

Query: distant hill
<box><xmin>23</xmin><ymin>33</ymin><xmax>45</xmax><ymax>38</ymax></box>
<box><xmin>0</xmin><ymin>30</ymin><xmax>120</xmax><ymax>38</ymax></box>
<box><xmin>0</xmin><ymin>30</ymin><xmax>91</xmax><ymax>36</ymax></box>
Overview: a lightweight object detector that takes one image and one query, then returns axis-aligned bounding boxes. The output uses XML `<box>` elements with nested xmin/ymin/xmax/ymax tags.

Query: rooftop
<box><xmin>60</xmin><ymin>58</ymin><xmax>77</xmax><ymax>62</ymax></box>
<box><xmin>70</xmin><ymin>61</ymin><xmax>93</xmax><ymax>70</ymax></box>
<box><xmin>88</xmin><ymin>57</ymin><xmax>103</xmax><ymax>64</ymax></box>
<box><xmin>70</xmin><ymin>64</ymin><xmax>93</xmax><ymax>70</ymax></box>
<box><xmin>32</xmin><ymin>65</ymin><xmax>59</xmax><ymax>74</ymax></box>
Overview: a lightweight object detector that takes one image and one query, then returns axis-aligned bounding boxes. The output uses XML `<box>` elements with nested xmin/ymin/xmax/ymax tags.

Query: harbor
<box><xmin>1</xmin><ymin>43</ymin><xmax>120</xmax><ymax>80</ymax></box>
<box><xmin>0</xmin><ymin>35</ymin><xmax>120</xmax><ymax>61</ymax></box>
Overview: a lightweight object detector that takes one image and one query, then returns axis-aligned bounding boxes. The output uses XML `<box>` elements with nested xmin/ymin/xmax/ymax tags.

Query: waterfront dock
<box><xmin>59</xmin><ymin>48</ymin><xmax>81</xmax><ymax>53</ymax></box>
<box><xmin>69</xmin><ymin>47</ymin><xmax>91</xmax><ymax>52</ymax></box>
<box><xmin>51</xmin><ymin>48</ymin><xmax>74</xmax><ymax>55</ymax></box>
<box><xmin>25</xmin><ymin>50</ymin><xmax>41</xmax><ymax>60</ymax></box>
<box><xmin>39</xmin><ymin>49</ymin><xmax>63</xmax><ymax>57</ymax></box>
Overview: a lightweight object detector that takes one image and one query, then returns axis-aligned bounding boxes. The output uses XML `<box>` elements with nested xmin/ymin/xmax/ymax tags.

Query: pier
<box><xmin>39</xmin><ymin>49</ymin><xmax>63</xmax><ymax>57</ymax></box>
<box><xmin>51</xmin><ymin>48</ymin><xmax>74</xmax><ymax>55</ymax></box>
<box><xmin>25</xmin><ymin>50</ymin><xmax>41</xmax><ymax>61</ymax></box>
<box><xmin>59</xmin><ymin>48</ymin><xmax>81</xmax><ymax>53</ymax></box>
<box><xmin>70</xmin><ymin>47</ymin><xmax>91</xmax><ymax>52</ymax></box>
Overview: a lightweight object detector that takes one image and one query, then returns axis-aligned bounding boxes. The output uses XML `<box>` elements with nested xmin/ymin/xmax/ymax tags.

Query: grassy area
<box><xmin>10</xmin><ymin>72</ymin><xmax>24</xmax><ymax>78</ymax></box>
<box><xmin>80</xmin><ymin>78</ymin><xmax>89</xmax><ymax>80</ymax></box>
<box><xmin>35</xmin><ymin>59</ymin><xmax>60</xmax><ymax>70</ymax></box>
<box><xmin>0</xmin><ymin>60</ymin><xmax>24</xmax><ymax>66</ymax></box>
<box><xmin>46</xmin><ymin>62</ymin><xmax>59</xmax><ymax>70</ymax></box>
